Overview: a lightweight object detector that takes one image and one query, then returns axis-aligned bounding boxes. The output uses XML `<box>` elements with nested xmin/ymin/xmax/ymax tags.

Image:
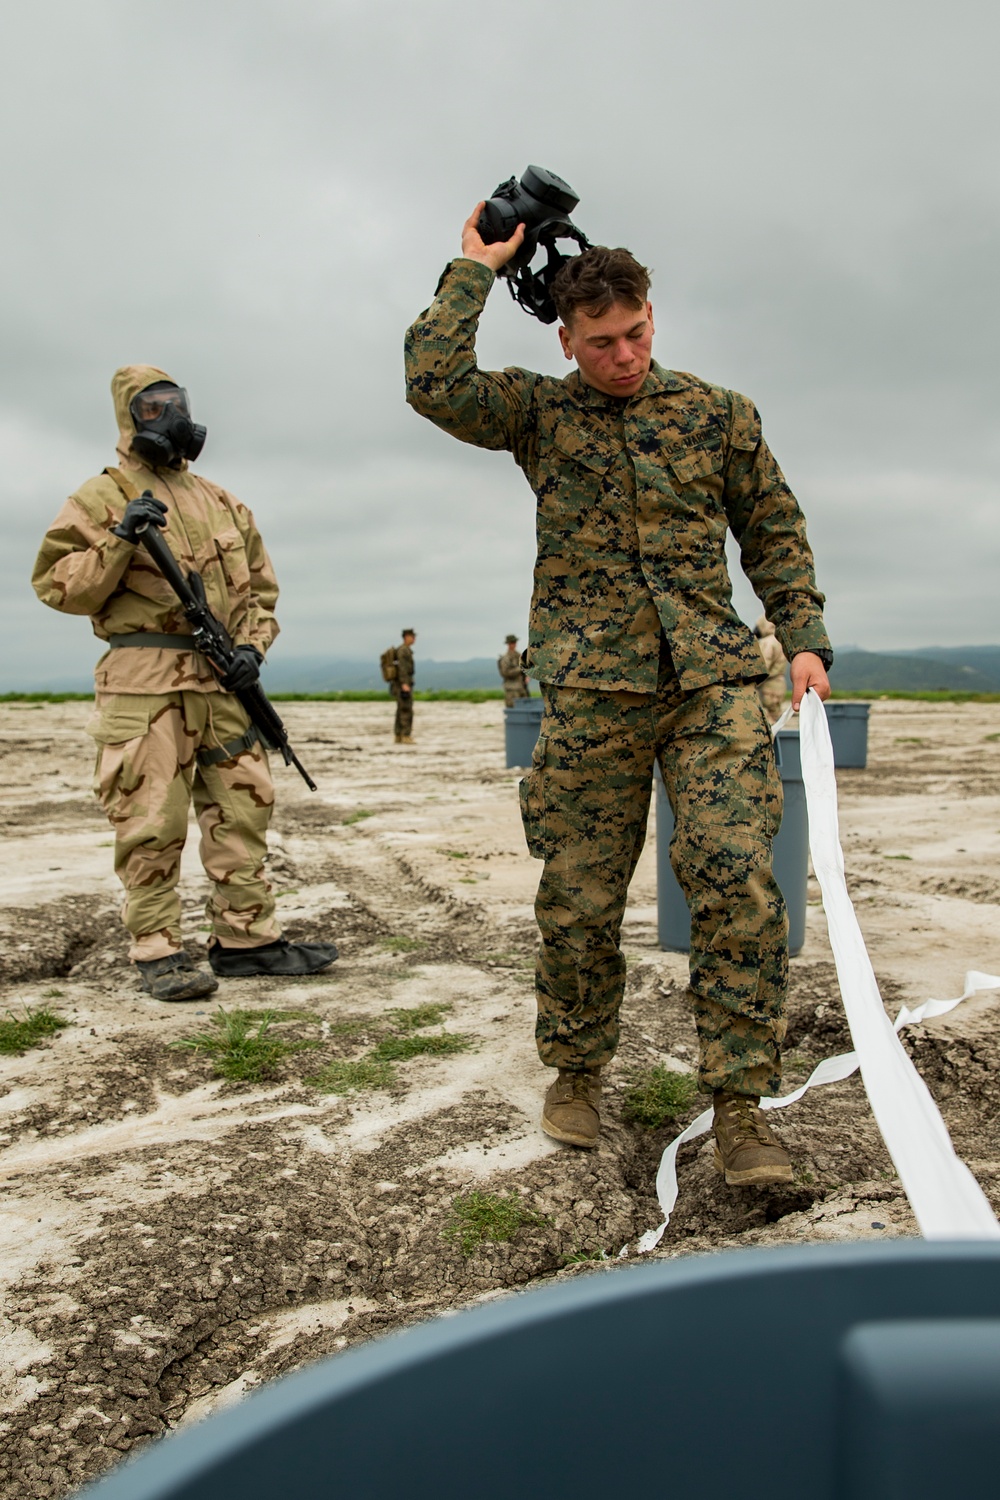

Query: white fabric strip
<box><xmin>633</xmin><ymin>692</ymin><xmax>1000</xmax><ymax>1254</ymax></box>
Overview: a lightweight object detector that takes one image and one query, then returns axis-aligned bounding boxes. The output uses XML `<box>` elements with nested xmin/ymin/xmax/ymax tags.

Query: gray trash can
<box><xmin>83</xmin><ymin>1241</ymin><xmax>1000</xmax><ymax>1500</ymax></box>
<box><xmin>825</xmin><ymin>701</ymin><xmax>870</xmax><ymax>769</ymax></box>
<box><xmin>504</xmin><ymin>697</ymin><xmax>543</xmax><ymax>768</ymax></box>
<box><xmin>655</xmin><ymin>728</ymin><xmax>808</xmax><ymax>957</ymax></box>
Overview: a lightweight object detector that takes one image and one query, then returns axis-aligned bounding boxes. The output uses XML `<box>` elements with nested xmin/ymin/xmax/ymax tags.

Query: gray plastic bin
<box><xmin>84</xmin><ymin>1242</ymin><xmax>1000</xmax><ymax>1500</ymax></box>
<box><xmin>504</xmin><ymin>696</ymin><xmax>543</xmax><ymax>768</ymax></box>
<box><xmin>825</xmin><ymin>701</ymin><xmax>870</xmax><ymax>769</ymax></box>
<box><xmin>656</xmin><ymin>728</ymin><xmax>808</xmax><ymax>956</ymax></box>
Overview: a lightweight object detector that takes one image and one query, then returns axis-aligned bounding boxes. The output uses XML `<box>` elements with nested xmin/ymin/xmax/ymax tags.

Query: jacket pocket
<box><xmin>86</xmin><ymin>701</ymin><xmax>155</xmax><ymax>745</ymax></box>
<box><xmin>518</xmin><ymin>734</ymin><xmax>549</xmax><ymax>860</ymax></box>
<box><xmin>666</xmin><ymin>443</ymin><xmax>725</xmax><ymax>486</ymax></box>
<box><xmin>214</xmin><ymin>528</ymin><xmax>251</xmax><ymax>597</ymax></box>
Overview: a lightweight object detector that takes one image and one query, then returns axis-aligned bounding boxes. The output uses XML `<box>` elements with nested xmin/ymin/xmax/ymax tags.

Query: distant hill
<box><xmin>829</xmin><ymin>650</ymin><xmax>1000</xmax><ymax>693</ymax></box>
<box><xmin>263</xmin><ymin>656</ymin><xmax>504</xmax><ymax>693</ymax></box>
<box><xmin>886</xmin><ymin>645</ymin><xmax>1000</xmax><ymax>685</ymax></box>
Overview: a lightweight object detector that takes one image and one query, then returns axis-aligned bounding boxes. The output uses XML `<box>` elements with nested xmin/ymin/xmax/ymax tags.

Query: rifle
<box><xmin>134</xmin><ymin>503</ymin><xmax>317</xmax><ymax>791</ymax></box>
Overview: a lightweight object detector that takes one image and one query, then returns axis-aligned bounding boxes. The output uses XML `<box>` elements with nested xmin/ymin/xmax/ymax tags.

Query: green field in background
<box><xmin>3</xmin><ymin>689</ymin><xmax>1000</xmax><ymax>706</ymax></box>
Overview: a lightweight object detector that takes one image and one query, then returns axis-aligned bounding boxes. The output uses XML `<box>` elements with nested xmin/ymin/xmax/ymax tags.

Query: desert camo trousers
<box><xmin>88</xmin><ymin>691</ymin><xmax>281</xmax><ymax>962</ymax></box>
<box><xmin>519</xmin><ymin>658</ymin><xmax>787</xmax><ymax>1098</ymax></box>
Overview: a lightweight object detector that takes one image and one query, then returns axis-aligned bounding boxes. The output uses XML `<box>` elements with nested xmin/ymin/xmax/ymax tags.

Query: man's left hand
<box><xmin>790</xmin><ymin>651</ymin><xmax>831</xmax><ymax>711</ymax></box>
<box><xmin>221</xmin><ymin>645</ymin><xmax>262</xmax><ymax>693</ymax></box>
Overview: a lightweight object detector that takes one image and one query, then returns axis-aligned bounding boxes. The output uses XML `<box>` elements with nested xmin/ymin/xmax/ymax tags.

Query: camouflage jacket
<box><xmin>32</xmin><ymin>364</ymin><xmax>279</xmax><ymax>696</ymax></box>
<box><xmin>498</xmin><ymin>648</ymin><xmax>526</xmax><ymax>685</ymax></box>
<box><xmin>405</xmin><ymin>259</ymin><xmax>830</xmax><ymax>693</ymax></box>
<box><xmin>396</xmin><ymin>643</ymin><xmax>415</xmax><ymax>687</ymax></box>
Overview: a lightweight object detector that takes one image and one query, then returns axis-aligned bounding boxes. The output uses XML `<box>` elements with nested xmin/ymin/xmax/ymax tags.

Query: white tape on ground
<box><xmin>632</xmin><ymin>692</ymin><xmax>1000</xmax><ymax>1254</ymax></box>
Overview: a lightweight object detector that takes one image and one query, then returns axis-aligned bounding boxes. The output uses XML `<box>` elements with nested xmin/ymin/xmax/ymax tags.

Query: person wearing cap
<box><xmin>392</xmin><ymin>629</ymin><xmax>417</xmax><ymax>743</ymax></box>
<box><xmin>498</xmin><ymin>634</ymin><xmax>531</xmax><ymax>706</ymax></box>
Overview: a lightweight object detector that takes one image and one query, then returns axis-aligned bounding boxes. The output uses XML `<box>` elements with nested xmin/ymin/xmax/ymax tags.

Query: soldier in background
<box><xmin>755</xmin><ymin>615</ymin><xmax>789</xmax><ymax>722</ymax></box>
<box><xmin>392</xmin><ymin>628</ymin><xmax>416</xmax><ymax>743</ymax></box>
<box><xmin>498</xmin><ymin>634</ymin><xmax>530</xmax><ymax>706</ymax></box>
<box><xmin>32</xmin><ymin>365</ymin><xmax>338</xmax><ymax>1001</ymax></box>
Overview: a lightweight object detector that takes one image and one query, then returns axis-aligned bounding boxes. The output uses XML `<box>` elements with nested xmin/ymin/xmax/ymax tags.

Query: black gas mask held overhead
<box><xmin>477</xmin><ymin>165</ymin><xmax>590</xmax><ymax>324</ymax></box>
<box><xmin>129</xmin><ymin>382</ymin><xmax>207</xmax><ymax>470</ymax></box>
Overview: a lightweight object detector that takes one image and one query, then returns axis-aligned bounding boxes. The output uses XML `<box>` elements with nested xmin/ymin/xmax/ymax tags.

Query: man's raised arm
<box><xmin>404</xmin><ymin>205</ymin><xmax>536</xmax><ymax>455</ymax></box>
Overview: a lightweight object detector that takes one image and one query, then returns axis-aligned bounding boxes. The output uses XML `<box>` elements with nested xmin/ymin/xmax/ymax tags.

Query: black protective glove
<box><xmin>110</xmin><ymin>490</ymin><xmax>168</xmax><ymax>543</ymax></box>
<box><xmin>220</xmin><ymin>645</ymin><xmax>262</xmax><ymax>692</ymax></box>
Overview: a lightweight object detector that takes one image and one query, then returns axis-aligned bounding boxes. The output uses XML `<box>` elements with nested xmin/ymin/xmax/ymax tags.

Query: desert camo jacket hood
<box><xmin>405</xmin><ymin>259</ymin><xmax>830</xmax><ymax>693</ymax></box>
<box><xmin>32</xmin><ymin>364</ymin><xmax>279</xmax><ymax>695</ymax></box>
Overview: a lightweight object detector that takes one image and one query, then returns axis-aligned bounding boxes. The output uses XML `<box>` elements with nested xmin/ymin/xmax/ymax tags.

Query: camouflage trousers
<box><xmin>88</xmin><ymin>691</ymin><xmax>281</xmax><ymax>962</ymax></box>
<box><xmin>519</xmin><ymin>663</ymin><xmax>787</xmax><ymax>1097</ymax></box>
<box><xmin>393</xmin><ymin>687</ymin><xmax>414</xmax><ymax>738</ymax></box>
<box><xmin>503</xmin><ymin>683</ymin><xmax>530</xmax><ymax>707</ymax></box>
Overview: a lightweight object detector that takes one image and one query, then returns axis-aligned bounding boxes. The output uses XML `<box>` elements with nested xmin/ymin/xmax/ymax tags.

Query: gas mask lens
<box><xmin>131</xmin><ymin>385</ymin><xmax>191</xmax><ymax>423</ymax></box>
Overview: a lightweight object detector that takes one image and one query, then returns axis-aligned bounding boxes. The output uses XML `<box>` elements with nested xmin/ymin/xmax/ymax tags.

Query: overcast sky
<box><xmin>2</xmin><ymin>0</ymin><xmax>997</xmax><ymax>686</ymax></box>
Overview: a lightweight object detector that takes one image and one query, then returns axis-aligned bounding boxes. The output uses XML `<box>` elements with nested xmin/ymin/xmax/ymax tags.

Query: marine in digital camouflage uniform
<box><xmin>32</xmin><ymin>365</ymin><xmax>337</xmax><ymax>1001</ymax></box>
<box><xmin>392</xmin><ymin>629</ymin><xmax>416</xmax><ymax>742</ymax></box>
<box><xmin>499</xmin><ymin>634</ymin><xmax>530</xmax><ymax>706</ymax></box>
<box><xmin>405</xmin><ymin>213</ymin><xmax>832</xmax><ymax>1180</ymax></box>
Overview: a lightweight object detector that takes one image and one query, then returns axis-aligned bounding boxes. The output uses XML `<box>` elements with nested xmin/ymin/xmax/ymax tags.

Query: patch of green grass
<box><xmin>171</xmin><ymin>1007</ymin><xmax>318</xmax><ymax>1083</ymax></box>
<box><xmin>443</xmin><ymin>1191</ymin><xmax>549</xmax><ymax>1256</ymax></box>
<box><xmin>984</xmin><ymin>733</ymin><xmax>1000</xmax><ymax>743</ymax></box>
<box><xmin>443</xmin><ymin>850</ymin><xmax>470</xmax><ymax>859</ymax></box>
<box><xmin>387</xmin><ymin>1002</ymin><xmax>453</xmax><ymax>1030</ymax></box>
<box><xmin>622</xmin><ymin>1065</ymin><xmax>698</xmax><ymax>1128</ymax></box>
<box><xmin>894</xmin><ymin>737</ymin><xmax>926</xmax><ymax>746</ymax></box>
<box><xmin>41</xmin><ymin>988</ymin><xmax>65</xmax><ymax>999</ymax></box>
<box><xmin>379</xmin><ymin>936</ymin><xmax>425</xmax><ymax>954</ymax></box>
<box><xmin>373</xmin><ymin>1032</ymin><xmax>472</xmax><ymax>1062</ymax></box>
<box><xmin>0</xmin><ymin>692</ymin><xmax>94</xmax><ymax>703</ymax></box>
<box><xmin>561</xmin><ymin>1247</ymin><xmax>611</xmax><ymax>1265</ymax></box>
<box><xmin>0</xmin><ymin>1006</ymin><xmax>68</xmax><ymax>1055</ymax></box>
<box><xmin>883</xmin><ymin>853</ymin><xmax>912</xmax><ymax>860</ymax></box>
<box><xmin>343</xmin><ymin>808</ymin><xmax>375</xmax><ymax>825</ymax></box>
<box><xmin>305</xmin><ymin>1056</ymin><xmax>397</xmax><ymax>1094</ymax></box>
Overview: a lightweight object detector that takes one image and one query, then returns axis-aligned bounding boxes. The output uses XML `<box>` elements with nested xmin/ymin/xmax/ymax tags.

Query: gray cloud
<box><xmin>3</xmin><ymin>0</ymin><xmax>998</xmax><ymax>685</ymax></box>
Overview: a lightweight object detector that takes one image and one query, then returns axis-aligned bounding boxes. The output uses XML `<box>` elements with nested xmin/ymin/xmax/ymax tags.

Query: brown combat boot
<box><xmin>712</xmin><ymin>1092</ymin><xmax>793</xmax><ymax>1186</ymax></box>
<box><xmin>541</xmin><ymin>1068</ymin><xmax>602</xmax><ymax>1148</ymax></box>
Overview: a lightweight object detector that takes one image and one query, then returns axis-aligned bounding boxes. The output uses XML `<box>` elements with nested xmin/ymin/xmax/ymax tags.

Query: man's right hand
<box><xmin>461</xmin><ymin>202</ymin><xmax>526</xmax><ymax>274</ymax></box>
<box><xmin>111</xmin><ymin>490</ymin><xmax>168</xmax><ymax>544</ymax></box>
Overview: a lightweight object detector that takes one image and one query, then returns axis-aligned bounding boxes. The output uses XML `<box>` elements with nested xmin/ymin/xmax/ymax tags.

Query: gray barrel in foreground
<box><xmin>825</xmin><ymin>701</ymin><xmax>871</xmax><ymax>768</ymax></box>
<box><xmin>504</xmin><ymin>695</ymin><xmax>543</xmax><ymax>768</ymax></box>
<box><xmin>655</xmin><ymin>728</ymin><xmax>808</xmax><ymax>956</ymax></box>
<box><xmin>84</xmin><ymin>1242</ymin><xmax>1000</xmax><ymax>1500</ymax></box>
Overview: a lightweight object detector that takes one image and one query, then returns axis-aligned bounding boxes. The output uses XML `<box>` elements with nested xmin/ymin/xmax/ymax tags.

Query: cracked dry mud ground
<box><xmin>1</xmin><ymin>697</ymin><xmax>999</xmax><ymax>1497</ymax></box>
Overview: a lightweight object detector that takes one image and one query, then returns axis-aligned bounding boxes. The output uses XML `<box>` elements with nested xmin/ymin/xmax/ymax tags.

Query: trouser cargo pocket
<box><xmin>518</xmin><ymin>734</ymin><xmax>548</xmax><ymax>860</ymax></box>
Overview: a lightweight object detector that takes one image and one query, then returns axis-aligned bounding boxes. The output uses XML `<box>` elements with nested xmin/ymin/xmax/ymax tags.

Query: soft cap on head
<box><xmin>505</xmin><ymin>634</ymin><xmax>518</xmax><ymax>643</ymax></box>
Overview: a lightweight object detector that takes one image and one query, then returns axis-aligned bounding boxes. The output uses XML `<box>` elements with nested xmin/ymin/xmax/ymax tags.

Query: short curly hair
<box><xmin>550</xmin><ymin>245</ymin><xmax>651</xmax><ymax>326</ymax></box>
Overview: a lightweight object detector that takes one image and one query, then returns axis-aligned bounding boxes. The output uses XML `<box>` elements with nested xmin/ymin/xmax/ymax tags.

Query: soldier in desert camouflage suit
<box><xmin>755</xmin><ymin>614</ymin><xmax>789</xmax><ymax>723</ymax></box>
<box><xmin>499</xmin><ymin>634</ymin><xmax>530</xmax><ymax>706</ymax></box>
<box><xmin>405</xmin><ymin>211</ymin><xmax>833</xmax><ymax>1184</ymax></box>
<box><xmin>32</xmin><ymin>365</ymin><xmax>337</xmax><ymax>1001</ymax></box>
